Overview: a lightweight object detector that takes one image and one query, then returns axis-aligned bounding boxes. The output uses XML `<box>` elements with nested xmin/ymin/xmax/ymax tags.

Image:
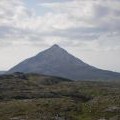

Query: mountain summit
<box><xmin>8</xmin><ymin>44</ymin><xmax>120</xmax><ymax>80</ymax></box>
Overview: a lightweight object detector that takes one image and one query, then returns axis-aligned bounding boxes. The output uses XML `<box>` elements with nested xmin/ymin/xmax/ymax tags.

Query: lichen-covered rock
<box><xmin>105</xmin><ymin>106</ymin><xmax>120</xmax><ymax>112</ymax></box>
<box><xmin>109</xmin><ymin>115</ymin><xmax>120</xmax><ymax>120</ymax></box>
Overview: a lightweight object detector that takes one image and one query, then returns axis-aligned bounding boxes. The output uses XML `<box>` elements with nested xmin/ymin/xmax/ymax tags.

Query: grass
<box><xmin>0</xmin><ymin>73</ymin><xmax>120</xmax><ymax>120</ymax></box>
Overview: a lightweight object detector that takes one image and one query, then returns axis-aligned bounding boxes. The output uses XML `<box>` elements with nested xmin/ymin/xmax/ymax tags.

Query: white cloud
<box><xmin>0</xmin><ymin>0</ymin><xmax>119</xmax><ymax>41</ymax></box>
<box><xmin>0</xmin><ymin>0</ymin><xmax>120</xmax><ymax>71</ymax></box>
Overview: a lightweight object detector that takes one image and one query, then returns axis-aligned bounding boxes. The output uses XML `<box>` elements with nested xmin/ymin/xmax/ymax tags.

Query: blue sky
<box><xmin>0</xmin><ymin>0</ymin><xmax>120</xmax><ymax>72</ymax></box>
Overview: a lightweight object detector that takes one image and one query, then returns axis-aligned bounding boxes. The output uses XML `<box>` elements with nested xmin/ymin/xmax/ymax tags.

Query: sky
<box><xmin>0</xmin><ymin>0</ymin><xmax>120</xmax><ymax>72</ymax></box>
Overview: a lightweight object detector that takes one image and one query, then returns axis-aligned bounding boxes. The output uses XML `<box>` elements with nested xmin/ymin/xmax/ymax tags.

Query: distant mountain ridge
<box><xmin>0</xmin><ymin>71</ymin><xmax>6</xmax><ymax>75</ymax></box>
<box><xmin>8</xmin><ymin>44</ymin><xmax>120</xmax><ymax>80</ymax></box>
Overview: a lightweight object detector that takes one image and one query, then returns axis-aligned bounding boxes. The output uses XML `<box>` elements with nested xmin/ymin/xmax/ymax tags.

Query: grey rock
<box><xmin>98</xmin><ymin>118</ymin><xmax>106</xmax><ymax>120</ymax></box>
<box><xmin>109</xmin><ymin>115</ymin><xmax>120</xmax><ymax>120</ymax></box>
<box><xmin>105</xmin><ymin>106</ymin><xmax>120</xmax><ymax>112</ymax></box>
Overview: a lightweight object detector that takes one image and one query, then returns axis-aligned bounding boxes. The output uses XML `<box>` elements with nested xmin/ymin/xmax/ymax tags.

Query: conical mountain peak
<box><xmin>51</xmin><ymin>44</ymin><xmax>60</xmax><ymax>48</ymax></box>
<box><xmin>36</xmin><ymin>44</ymin><xmax>67</xmax><ymax>58</ymax></box>
<box><xmin>49</xmin><ymin>44</ymin><xmax>63</xmax><ymax>51</ymax></box>
<box><xmin>8</xmin><ymin>44</ymin><xmax>120</xmax><ymax>80</ymax></box>
<box><xmin>46</xmin><ymin>44</ymin><xmax>67</xmax><ymax>54</ymax></box>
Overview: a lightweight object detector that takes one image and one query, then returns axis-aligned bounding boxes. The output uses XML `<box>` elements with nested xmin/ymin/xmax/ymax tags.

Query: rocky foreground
<box><xmin>0</xmin><ymin>73</ymin><xmax>120</xmax><ymax>120</ymax></box>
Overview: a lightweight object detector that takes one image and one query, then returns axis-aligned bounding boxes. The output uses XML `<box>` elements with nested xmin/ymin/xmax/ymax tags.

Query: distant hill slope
<box><xmin>0</xmin><ymin>72</ymin><xmax>72</xmax><ymax>100</ymax></box>
<box><xmin>0</xmin><ymin>71</ymin><xmax>5</xmax><ymax>75</ymax></box>
<box><xmin>8</xmin><ymin>44</ymin><xmax>120</xmax><ymax>80</ymax></box>
<box><xmin>0</xmin><ymin>72</ymin><xmax>71</xmax><ymax>85</ymax></box>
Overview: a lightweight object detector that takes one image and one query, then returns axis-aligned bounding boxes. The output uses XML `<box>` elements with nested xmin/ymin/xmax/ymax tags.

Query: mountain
<box><xmin>0</xmin><ymin>71</ymin><xmax>5</xmax><ymax>75</ymax></box>
<box><xmin>8</xmin><ymin>44</ymin><xmax>120</xmax><ymax>80</ymax></box>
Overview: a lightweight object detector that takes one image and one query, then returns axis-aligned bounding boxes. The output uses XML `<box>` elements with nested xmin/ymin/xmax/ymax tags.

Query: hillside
<box><xmin>0</xmin><ymin>71</ymin><xmax>5</xmax><ymax>75</ymax></box>
<box><xmin>0</xmin><ymin>72</ymin><xmax>72</xmax><ymax>100</ymax></box>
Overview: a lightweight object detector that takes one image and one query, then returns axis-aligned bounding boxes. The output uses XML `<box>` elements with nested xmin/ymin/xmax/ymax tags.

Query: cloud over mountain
<box><xmin>0</xmin><ymin>0</ymin><xmax>120</xmax><ymax>72</ymax></box>
<box><xmin>0</xmin><ymin>0</ymin><xmax>120</xmax><ymax>49</ymax></box>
